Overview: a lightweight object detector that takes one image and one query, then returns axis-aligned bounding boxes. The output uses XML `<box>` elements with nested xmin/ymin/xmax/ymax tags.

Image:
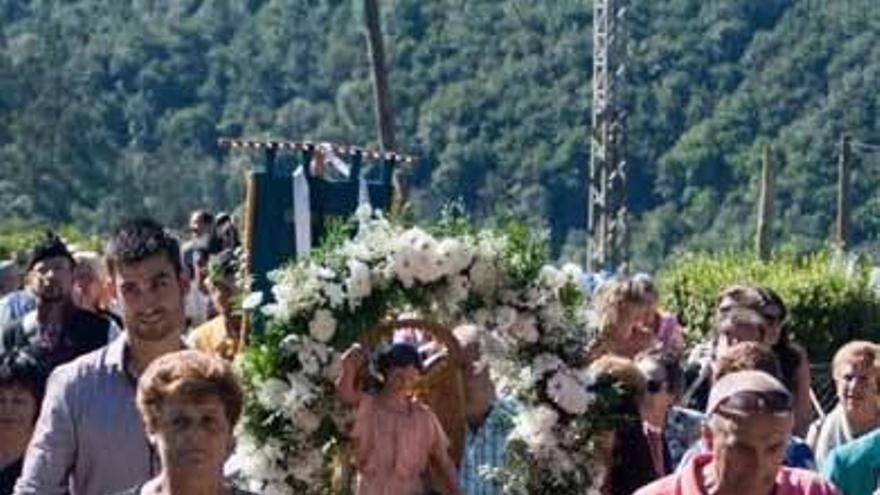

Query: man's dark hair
<box><xmin>207</xmin><ymin>249</ymin><xmax>239</xmax><ymax>284</ymax></box>
<box><xmin>26</xmin><ymin>231</ymin><xmax>75</xmax><ymax>272</ymax></box>
<box><xmin>105</xmin><ymin>218</ymin><xmax>181</xmax><ymax>276</ymax></box>
<box><xmin>191</xmin><ymin>209</ymin><xmax>214</xmax><ymax>226</ymax></box>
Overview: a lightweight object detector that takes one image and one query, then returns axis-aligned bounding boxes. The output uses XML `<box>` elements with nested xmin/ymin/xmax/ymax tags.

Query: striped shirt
<box><xmin>458</xmin><ymin>398</ymin><xmax>519</xmax><ymax>495</ymax></box>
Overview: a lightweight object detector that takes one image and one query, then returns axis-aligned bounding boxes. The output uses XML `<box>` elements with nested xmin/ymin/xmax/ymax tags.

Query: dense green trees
<box><xmin>0</xmin><ymin>0</ymin><xmax>877</xmax><ymax>268</ymax></box>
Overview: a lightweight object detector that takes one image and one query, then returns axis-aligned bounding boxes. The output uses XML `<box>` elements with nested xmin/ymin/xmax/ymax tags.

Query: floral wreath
<box><xmin>231</xmin><ymin>205</ymin><xmax>617</xmax><ymax>494</ymax></box>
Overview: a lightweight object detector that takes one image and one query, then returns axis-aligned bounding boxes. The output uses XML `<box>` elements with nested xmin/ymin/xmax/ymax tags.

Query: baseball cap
<box><xmin>707</xmin><ymin>370</ymin><xmax>792</xmax><ymax>416</ymax></box>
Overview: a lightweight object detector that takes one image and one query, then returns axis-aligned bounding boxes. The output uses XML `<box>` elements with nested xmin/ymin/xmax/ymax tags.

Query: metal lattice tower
<box><xmin>588</xmin><ymin>0</ymin><xmax>628</xmax><ymax>271</ymax></box>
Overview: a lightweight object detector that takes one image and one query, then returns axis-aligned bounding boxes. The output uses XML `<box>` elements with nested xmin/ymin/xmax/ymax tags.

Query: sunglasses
<box><xmin>716</xmin><ymin>390</ymin><xmax>792</xmax><ymax>415</ymax></box>
<box><xmin>646</xmin><ymin>378</ymin><xmax>666</xmax><ymax>394</ymax></box>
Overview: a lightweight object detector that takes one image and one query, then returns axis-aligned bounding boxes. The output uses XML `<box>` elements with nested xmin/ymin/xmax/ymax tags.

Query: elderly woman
<box><xmin>0</xmin><ymin>350</ymin><xmax>46</xmax><ymax>495</ymax></box>
<box><xmin>116</xmin><ymin>350</ymin><xmax>253</xmax><ymax>495</ymax></box>
<box><xmin>807</xmin><ymin>341</ymin><xmax>880</xmax><ymax>469</ymax></box>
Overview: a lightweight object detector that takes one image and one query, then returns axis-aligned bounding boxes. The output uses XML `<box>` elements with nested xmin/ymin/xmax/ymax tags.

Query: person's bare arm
<box><xmin>430</xmin><ymin>442</ymin><xmax>462</xmax><ymax>495</ymax></box>
<box><xmin>336</xmin><ymin>343</ymin><xmax>366</xmax><ymax>408</ymax></box>
<box><xmin>793</xmin><ymin>358</ymin><xmax>815</xmax><ymax>437</ymax></box>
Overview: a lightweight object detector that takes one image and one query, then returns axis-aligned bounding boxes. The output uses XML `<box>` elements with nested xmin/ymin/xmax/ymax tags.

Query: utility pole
<box><xmin>835</xmin><ymin>134</ymin><xmax>852</xmax><ymax>250</ymax></box>
<box><xmin>756</xmin><ymin>144</ymin><xmax>776</xmax><ymax>260</ymax></box>
<box><xmin>588</xmin><ymin>0</ymin><xmax>628</xmax><ymax>271</ymax></box>
<box><xmin>363</xmin><ymin>0</ymin><xmax>406</xmax><ymax>207</ymax></box>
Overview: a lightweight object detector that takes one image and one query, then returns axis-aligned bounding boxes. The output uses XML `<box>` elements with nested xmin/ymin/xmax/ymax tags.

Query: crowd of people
<box><xmin>0</xmin><ymin>211</ymin><xmax>878</xmax><ymax>495</ymax></box>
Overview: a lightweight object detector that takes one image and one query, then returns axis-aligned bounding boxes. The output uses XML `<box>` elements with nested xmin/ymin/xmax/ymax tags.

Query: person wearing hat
<box><xmin>682</xmin><ymin>294</ymin><xmax>772</xmax><ymax>412</ymax></box>
<box><xmin>635</xmin><ymin>370</ymin><xmax>839</xmax><ymax>495</ymax></box>
<box><xmin>337</xmin><ymin>341</ymin><xmax>462</xmax><ymax>495</ymax></box>
<box><xmin>0</xmin><ymin>233</ymin><xmax>112</xmax><ymax>371</ymax></box>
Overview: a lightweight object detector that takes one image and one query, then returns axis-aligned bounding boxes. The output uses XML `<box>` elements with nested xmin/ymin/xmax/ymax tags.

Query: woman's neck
<box><xmin>640</xmin><ymin>404</ymin><xmax>668</xmax><ymax>430</ymax></box>
<box><xmin>847</xmin><ymin>406</ymin><xmax>880</xmax><ymax>436</ymax></box>
<box><xmin>147</xmin><ymin>471</ymin><xmax>225</xmax><ymax>495</ymax></box>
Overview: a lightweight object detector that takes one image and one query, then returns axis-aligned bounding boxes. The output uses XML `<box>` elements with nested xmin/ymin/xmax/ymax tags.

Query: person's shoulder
<box><xmin>826</xmin><ymin>427</ymin><xmax>880</xmax><ymax>466</ymax></box>
<box><xmin>778</xmin><ymin>467</ymin><xmax>841</xmax><ymax>494</ymax></box>
<box><xmin>71</xmin><ymin>307</ymin><xmax>112</xmax><ymax>330</ymax></box>
<box><xmin>633</xmin><ymin>473</ymin><xmax>679</xmax><ymax>495</ymax></box>
<box><xmin>51</xmin><ymin>342</ymin><xmax>115</xmax><ymax>381</ymax></box>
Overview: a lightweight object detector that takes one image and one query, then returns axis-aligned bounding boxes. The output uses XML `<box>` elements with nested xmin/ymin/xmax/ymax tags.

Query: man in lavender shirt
<box><xmin>14</xmin><ymin>218</ymin><xmax>190</xmax><ymax>495</ymax></box>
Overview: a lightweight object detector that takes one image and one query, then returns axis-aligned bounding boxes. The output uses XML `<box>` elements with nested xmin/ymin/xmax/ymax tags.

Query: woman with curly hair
<box><xmin>585</xmin><ymin>278</ymin><xmax>658</xmax><ymax>362</ymax></box>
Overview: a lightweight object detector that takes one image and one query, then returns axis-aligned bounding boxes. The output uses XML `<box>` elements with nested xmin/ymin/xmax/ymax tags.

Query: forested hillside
<box><xmin>0</xmin><ymin>0</ymin><xmax>878</xmax><ymax>267</ymax></box>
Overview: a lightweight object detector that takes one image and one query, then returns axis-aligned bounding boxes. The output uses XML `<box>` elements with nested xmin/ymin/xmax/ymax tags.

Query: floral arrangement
<box><xmin>231</xmin><ymin>205</ymin><xmax>617</xmax><ymax>494</ymax></box>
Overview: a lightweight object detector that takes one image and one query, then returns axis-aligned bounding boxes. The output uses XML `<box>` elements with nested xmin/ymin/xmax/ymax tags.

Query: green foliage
<box><xmin>0</xmin><ymin>221</ymin><xmax>102</xmax><ymax>261</ymax></box>
<box><xmin>658</xmin><ymin>250</ymin><xmax>880</xmax><ymax>361</ymax></box>
<box><xmin>0</xmin><ymin>2</ymin><xmax>878</xmax><ymax>265</ymax></box>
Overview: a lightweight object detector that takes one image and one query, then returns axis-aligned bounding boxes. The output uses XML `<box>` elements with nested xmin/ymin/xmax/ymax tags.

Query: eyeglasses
<box><xmin>716</xmin><ymin>390</ymin><xmax>792</xmax><ymax>415</ymax></box>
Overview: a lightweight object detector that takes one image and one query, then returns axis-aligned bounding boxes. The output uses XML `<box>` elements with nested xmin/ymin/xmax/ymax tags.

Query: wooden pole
<box><xmin>363</xmin><ymin>0</ymin><xmax>406</xmax><ymax>209</ymax></box>
<box><xmin>836</xmin><ymin>135</ymin><xmax>852</xmax><ymax>250</ymax></box>
<box><xmin>756</xmin><ymin>144</ymin><xmax>776</xmax><ymax>260</ymax></box>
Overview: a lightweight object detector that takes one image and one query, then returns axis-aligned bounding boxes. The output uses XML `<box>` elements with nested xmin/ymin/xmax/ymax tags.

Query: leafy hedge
<box><xmin>657</xmin><ymin>250</ymin><xmax>880</xmax><ymax>362</ymax></box>
<box><xmin>0</xmin><ymin>221</ymin><xmax>103</xmax><ymax>262</ymax></box>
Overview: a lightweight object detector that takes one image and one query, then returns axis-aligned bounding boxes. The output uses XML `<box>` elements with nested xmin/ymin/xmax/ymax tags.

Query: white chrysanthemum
<box><xmin>346</xmin><ymin>259</ymin><xmax>372</xmax><ymax>306</ymax></box>
<box><xmin>389</xmin><ymin>245</ymin><xmax>418</xmax><ymax>288</ymax></box>
<box><xmin>308</xmin><ymin>309</ymin><xmax>337</xmax><ymax>343</ymax></box>
<box><xmin>268</xmin><ymin>267</ymin><xmax>324</xmax><ymax>320</ymax></box>
<box><xmin>546</xmin><ymin>370</ymin><xmax>590</xmax><ymax>415</ymax></box>
<box><xmin>495</xmin><ymin>306</ymin><xmax>518</xmax><ymax>331</ymax></box>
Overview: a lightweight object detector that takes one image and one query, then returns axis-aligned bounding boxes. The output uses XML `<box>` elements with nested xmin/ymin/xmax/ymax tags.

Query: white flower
<box><xmin>495</xmin><ymin>306</ymin><xmax>518</xmax><ymax>331</ymax></box>
<box><xmin>256</xmin><ymin>378</ymin><xmax>289</xmax><ymax>411</ymax></box>
<box><xmin>309</xmin><ymin>309</ymin><xmax>337</xmax><ymax>343</ymax></box>
<box><xmin>389</xmin><ymin>246</ymin><xmax>418</xmax><ymax>287</ymax></box>
<box><xmin>469</xmin><ymin>257</ymin><xmax>499</xmax><ymax>298</ymax></box>
<box><xmin>290</xmin><ymin>449</ymin><xmax>324</xmax><ymax>484</ymax></box>
<box><xmin>539</xmin><ymin>265</ymin><xmax>568</xmax><ymax>289</ymax></box>
<box><xmin>324</xmin><ymin>353</ymin><xmax>343</xmax><ymax>382</ymax></box>
<box><xmin>292</xmin><ymin>408</ymin><xmax>322</xmax><ymax>435</ymax></box>
<box><xmin>283</xmin><ymin>372</ymin><xmax>317</xmax><ymax>414</ymax></box>
<box><xmin>546</xmin><ymin>369</ymin><xmax>590</xmax><ymax>415</ymax></box>
<box><xmin>322</xmin><ymin>282</ymin><xmax>346</xmax><ymax>309</ymax></box>
<box><xmin>532</xmin><ymin>353</ymin><xmax>564</xmax><ymax>378</ymax></box>
<box><xmin>511</xmin><ymin>405</ymin><xmax>559</xmax><ymax>456</ymax></box>
<box><xmin>346</xmin><ymin>259</ymin><xmax>372</xmax><ymax>306</ymax></box>
<box><xmin>443</xmin><ymin>274</ymin><xmax>471</xmax><ymax>307</ymax></box>
<box><xmin>561</xmin><ymin>262</ymin><xmax>585</xmax><ymax>286</ymax></box>
<box><xmin>509</xmin><ymin>314</ymin><xmax>539</xmax><ymax>344</ymax></box>
<box><xmin>436</xmin><ymin>238</ymin><xmax>474</xmax><ymax>275</ymax></box>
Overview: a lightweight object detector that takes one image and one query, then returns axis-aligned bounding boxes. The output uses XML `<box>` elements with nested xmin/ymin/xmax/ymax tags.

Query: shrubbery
<box><xmin>0</xmin><ymin>221</ymin><xmax>102</xmax><ymax>262</ymax></box>
<box><xmin>658</xmin><ymin>250</ymin><xmax>880</xmax><ymax>362</ymax></box>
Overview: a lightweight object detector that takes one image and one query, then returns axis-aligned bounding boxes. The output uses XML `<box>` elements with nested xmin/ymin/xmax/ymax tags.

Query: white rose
<box><xmin>389</xmin><ymin>246</ymin><xmax>417</xmax><ymax>288</ymax></box>
<box><xmin>308</xmin><ymin>309</ymin><xmax>337</xmax><ymax>343</ymax></box>
<box><xmin>495</xmin><ymin>306</ymin><xmax>518</xmax><ymax>331</ymax></box>
<box><xmin>509</xmin><ymin>314</ymin><xmax>539</xmax><ymax>344</ymax></box>
<box><xmin>346</xmin><ymin>259</ymin><xmax>372</xmax><ymax>305</ymax></box>
<box><xmin>437</xmin><ymin>238</ymin><xmax>474</xmax><ymax>275</ymax></box>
